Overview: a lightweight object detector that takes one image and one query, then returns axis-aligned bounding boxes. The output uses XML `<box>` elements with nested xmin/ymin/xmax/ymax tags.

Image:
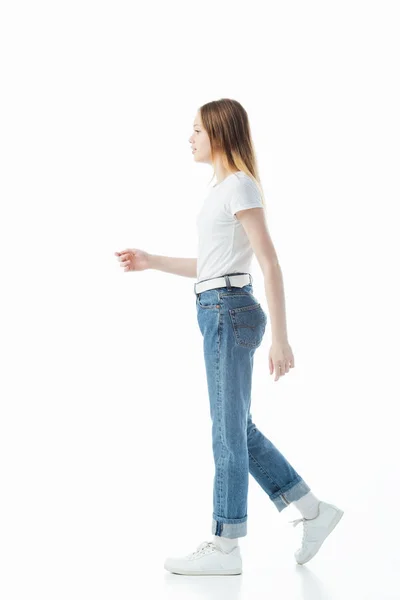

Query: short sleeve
<box><xmin>226</xmin><ymin>179</ymin><xmax>264</xmax><ymax>219</ymax></box>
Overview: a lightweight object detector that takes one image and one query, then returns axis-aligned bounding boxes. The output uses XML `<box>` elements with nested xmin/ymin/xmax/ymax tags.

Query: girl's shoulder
<box><xmin>231</xmin><ymin>171</ymin><xmax>259</xmax><ymax>190</ymax></box>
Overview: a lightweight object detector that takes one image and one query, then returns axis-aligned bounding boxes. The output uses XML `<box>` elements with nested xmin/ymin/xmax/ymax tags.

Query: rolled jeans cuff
<box><xmin>270</xmin><ymin>478</ymin><xmax>311</xmax><ymax>512</ymax></box>
<box><xmin>212</xmin><ymin>514</ymin><xmax>247</xmax><ymax>538</ymax></box>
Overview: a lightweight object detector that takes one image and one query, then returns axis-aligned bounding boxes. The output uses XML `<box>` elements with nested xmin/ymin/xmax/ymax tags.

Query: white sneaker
<box><xmin>290</xmin><ymin>501</ymin><xmax>344</xmax><ymax>565</ymax></box>
<box><xmin>164</xmin><ymin>540</ymin><xmax>242</xmax><ymax>576</ymax></box>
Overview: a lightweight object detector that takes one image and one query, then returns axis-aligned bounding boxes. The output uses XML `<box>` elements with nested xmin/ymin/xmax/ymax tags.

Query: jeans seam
<box><xmin>216</xmin><ymin>302</ymin><xmax>223</xmax><ymax>517</ymax></box>
<box><xmin>248</xmin><ymin>450</ymin><xmax>280</xmax><ymax>489</ymax></box>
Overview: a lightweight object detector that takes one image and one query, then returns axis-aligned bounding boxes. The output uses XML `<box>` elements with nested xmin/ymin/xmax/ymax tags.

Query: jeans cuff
<box><xmin>212</xmin><ymin>515</ymin><xmax>247</xmax><ymax>538</ymax></box>
<box><xmin>270</xmin><ymin>478</ymin><xmax>311</xmax><ymax>512</ymax></box>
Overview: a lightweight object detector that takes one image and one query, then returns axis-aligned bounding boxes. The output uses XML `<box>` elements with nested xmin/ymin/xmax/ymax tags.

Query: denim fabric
<box><xmin>196</xmin><ymin>282</ymin><xmax>311</xmax><ymax>539</ymax></box>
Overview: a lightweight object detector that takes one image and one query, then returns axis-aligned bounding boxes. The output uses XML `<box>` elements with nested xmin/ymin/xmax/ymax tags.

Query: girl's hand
<box><xmin>115</xmin><ymin>248</ymin><xmax>151</xmax><ymax>272</ymax></box>
<box><xmin>269</xmin><ymin>342</ymin><xmax>295</xmax><ymax>382</ymax></box>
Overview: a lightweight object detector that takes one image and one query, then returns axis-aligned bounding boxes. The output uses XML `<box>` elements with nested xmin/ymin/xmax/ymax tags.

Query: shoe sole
<box><xmin>166</xmin><ymin>568</ymin><xmax>242</xmax><ymax>576</ymax></box>
<box><xmin>296</xmin><ymin>508</ymin><xmax>344</xmax><ymax>565</ymax></box>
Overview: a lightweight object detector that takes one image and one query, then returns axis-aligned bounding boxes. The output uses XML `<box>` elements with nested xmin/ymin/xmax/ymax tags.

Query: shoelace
<box><xmin>290</xmin><ymin>517</ymin><xmax>306</xmax><ymax>528</ymax></box>
<box><xmin>289</xmin><ymin>517</ymin><xmax>310</xmax><ymax>547</ymax></box>
<box><xmin>185</xmin><ymin>541</ymin><xmax>216</xmax><ymax>559</ymax></box>
<box><xmin>290</xmin><ymin>515</ymin><xmax>326</xmax><ymax>549</ymax></box>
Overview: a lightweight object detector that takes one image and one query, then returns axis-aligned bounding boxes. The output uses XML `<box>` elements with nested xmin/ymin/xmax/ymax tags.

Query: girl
<box><xmin>115</xmin><ymin>98</ymin><xmax>344</xmax><ymax>576</ymax></box>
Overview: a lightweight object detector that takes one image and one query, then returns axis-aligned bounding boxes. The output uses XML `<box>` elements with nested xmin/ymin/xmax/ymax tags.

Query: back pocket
<box><xmin>229</xmin><ymin>303</ymin><xmax>267</xmax><ymax>348</ymax></box>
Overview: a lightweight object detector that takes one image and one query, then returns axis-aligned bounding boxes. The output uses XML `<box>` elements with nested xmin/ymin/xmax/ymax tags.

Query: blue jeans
<box><xmin>196</xmin><ymin>282</ymin><xmax>311</xmax><ymax>539</ymax></box>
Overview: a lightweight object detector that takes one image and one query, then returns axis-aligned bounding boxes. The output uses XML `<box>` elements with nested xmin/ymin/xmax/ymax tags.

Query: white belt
<box><xmin>194</xmin><ymin>272</ymin><xmax>253</xmax><ymax>295</ymax></box>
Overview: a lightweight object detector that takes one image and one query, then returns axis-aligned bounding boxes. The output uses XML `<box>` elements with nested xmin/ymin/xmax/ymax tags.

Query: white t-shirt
<box><xmin>196</xmin><ymin>171</ymin><xmax>264</xmax><ymax>283</ymax></box>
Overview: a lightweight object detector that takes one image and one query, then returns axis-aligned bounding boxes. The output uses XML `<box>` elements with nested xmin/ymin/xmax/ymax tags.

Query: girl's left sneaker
<box><xmin>164</xmin><ymin>540</ymin><xmax>242</xmax><ymax>575</ymax></box>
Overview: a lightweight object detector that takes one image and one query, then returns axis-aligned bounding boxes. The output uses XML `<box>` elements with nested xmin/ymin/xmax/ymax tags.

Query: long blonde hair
<box><xmin>199</xmin><ymin>98</ymin><xmax>266</xmax><ymax>209</ymax></box>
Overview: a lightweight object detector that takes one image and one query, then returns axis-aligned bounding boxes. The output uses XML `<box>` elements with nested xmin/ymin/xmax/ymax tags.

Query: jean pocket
<box><xmin>229</xmin><ymin>303</ymin><xmax>267</xmax><ymax>348</ymax></box>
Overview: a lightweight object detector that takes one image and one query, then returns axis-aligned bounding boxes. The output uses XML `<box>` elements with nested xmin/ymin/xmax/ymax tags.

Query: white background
<box><xmin>1</xmin><ymin>1</ymin><xmax>399</xmax><ymax>599</ymax></box>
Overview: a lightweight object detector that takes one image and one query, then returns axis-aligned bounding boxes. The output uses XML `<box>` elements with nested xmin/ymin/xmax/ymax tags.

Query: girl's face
<box><xmin>189</xmin><ymin>112</ymin><xmax>212</xmax><ymax>164</ymax></box>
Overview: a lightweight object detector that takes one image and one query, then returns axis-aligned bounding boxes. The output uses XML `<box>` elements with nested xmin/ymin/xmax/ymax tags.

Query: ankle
<box><xmin>213</xmin><ymin>535</ymin><xmax>239</xmax><ymax>553</ymax></box>
<box><xmin>293</xmin><ymin>491</ymin><xmax>320</xmax><ymax>519</ymax></box>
